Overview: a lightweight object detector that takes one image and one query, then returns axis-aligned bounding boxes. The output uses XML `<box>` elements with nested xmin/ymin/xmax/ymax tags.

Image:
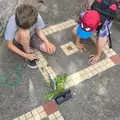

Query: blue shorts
<box><xmin>76</xmin><ymin>25</ymin><xmax>94</xmax><ymax>39</ymax></box>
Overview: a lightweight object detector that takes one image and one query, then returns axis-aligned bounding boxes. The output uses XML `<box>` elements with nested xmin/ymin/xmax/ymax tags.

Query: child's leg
<box><xmin>15</xmin><ymin>29</ymin><xmax>32</xmax><ymax>53</ymax></box>
<box><xmin>30</xmin><ymin>34</ymin><xmax>48</xmax><ymax>53</ymax></box>
<box><xmin>72</xmin><ymin>26</ymin><xmax>77</xmax><ymax>37</ymax></box>
<box><xmin>72</xmin><ymin>26</ymin><xmax>86</xmax><ymax>52</ymax></box>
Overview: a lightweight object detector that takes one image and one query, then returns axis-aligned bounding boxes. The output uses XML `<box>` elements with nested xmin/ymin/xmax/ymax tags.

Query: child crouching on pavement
<box><xmin>5</xmin><ymin>4</ymin><xmax>56</xmax><ymax>69</ymax></box>
<box><xmin>72</xmin><ymin>10</ymin><xmax>113</xmax><ymax>64</ymax></box>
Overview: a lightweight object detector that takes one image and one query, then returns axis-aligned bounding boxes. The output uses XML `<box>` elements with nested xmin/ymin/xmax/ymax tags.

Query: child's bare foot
<box><xmin>75</xmin><ymin>42</ymin><xmax>87</xmax><ymax>52</ymax></box>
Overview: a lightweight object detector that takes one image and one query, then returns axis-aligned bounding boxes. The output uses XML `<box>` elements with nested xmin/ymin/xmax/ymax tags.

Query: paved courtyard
<box><xmin>0</xmin><ymin>0</ymin><xmax>120</xmax><ymax>120</ymax></box>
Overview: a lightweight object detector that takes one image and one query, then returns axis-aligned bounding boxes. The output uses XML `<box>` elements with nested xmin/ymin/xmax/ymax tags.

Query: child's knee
<box><xmin>39</xmin><ymin>43</ymin><xmax>48</xmax><ymax>53</ymax></box>
<box><xmin>15</xmin><ymin>29</ymin><xmax>30</xmax><ymax>43</ymax></box>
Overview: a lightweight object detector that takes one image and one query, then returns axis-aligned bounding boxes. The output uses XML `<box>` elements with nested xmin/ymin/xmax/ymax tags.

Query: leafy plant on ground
<box><xmin>44</xmin><ymin>74</ymin><xmax>67</xmax><ymax>100</ymax></box>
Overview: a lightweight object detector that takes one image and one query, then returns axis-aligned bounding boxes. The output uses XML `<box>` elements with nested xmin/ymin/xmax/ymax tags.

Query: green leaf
<box><xmin>55</xmin><ymin>75</ymin><xmax>61</xmax><ymax>82</ymax></box>
<box><xmin>44</xmin><ymin>74</ymin><xmax>68</xmax><ymax>100</ymax></box>
<box><xmin>44</xmin><ymin>92</ymin><xmax>55</xmax><ymax>100</ymax></box>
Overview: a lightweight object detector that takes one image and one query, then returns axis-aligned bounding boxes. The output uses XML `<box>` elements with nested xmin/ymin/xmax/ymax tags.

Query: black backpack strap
<box><xmin>96</xmin><ymin>24</ymin><xmax>103</xmax><ymax>36</ymax></box>
<box><xmin>107</xmin><ymin>24</ymin><xmax>112</xmax><ymax>48</ymax></box>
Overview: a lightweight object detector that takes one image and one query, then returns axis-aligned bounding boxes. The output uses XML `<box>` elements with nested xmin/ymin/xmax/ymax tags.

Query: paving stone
<box><xmin>57</xmin><ymin>116</ymin><xmax>64</xmax><ymax>120</ymax></box>
<box><xmin>13</xmin><ymin>118</ymin><xmax>19</xmax><ymax>120</ymax></box>
<box><xmin>42</xmin><ymin>117</ymin><xmax>49</xmax><ymax>120</ymax></box>
<box><xmin>19</xmin><ymin>115</ymin><xmax>26</xmax><ymax>120</ymax></box>
<box><xmin>32</xmin><ymin>109</ymin><xmax>38</xmax><ymax>116</ymax></box>
<box><xmin>40</xmin><ymin>111</ymin><xmax>47</xmax><ymax>119</ymax></box>
<box><xmin>110</xmin><ymin>55</ymin><xmax>120</xmax><ymax>64</ymax></box>
<box><xmin>54</xmin><ymin>111</ymin><xmax>61</xmax><ymax>118</ymax></box>
<box><xmin>48</xmin><ymin>114</ymin><xmax>56</xmax><ymax>120</ymax></box>
<box><xmin>60</xmin><ymin>41</ymin><xmax>79</xmax><ymax>56</ymax></box>
<box><xmin>43</xmin><ymin>101</ymin><xmax>58</xmax><ymax>115</ymax></box>
<box><xmin>34</xmin><ymin>114</ymin><xmax>41</xmax><ymax>120</ymax></box>
<box><xmin>28</xmin><ymin>117</ymin><xmax>35</xmax><ymax>120</ymax></box>
<box><xmin>36</xmin><ymin>106</ymin><xmax>44</xmax><ymax>113</ymax></box>
<box><xmin>25</xmin><ymin>112</ymin><xmax>33</xmax><ymax>119</ymax></box>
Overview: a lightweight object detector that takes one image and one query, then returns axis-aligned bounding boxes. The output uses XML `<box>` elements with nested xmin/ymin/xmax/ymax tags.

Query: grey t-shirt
<box><xmin>4</xmin><ymin>14</ymin><xmax>45</xmax><ymax>40</ymax></box>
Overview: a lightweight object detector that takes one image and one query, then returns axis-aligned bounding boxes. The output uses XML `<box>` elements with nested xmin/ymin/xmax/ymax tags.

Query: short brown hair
<box><xmin>15</xmin><ymin>4</ymin><xmax>38</xmax><ymax>29</ymax></box>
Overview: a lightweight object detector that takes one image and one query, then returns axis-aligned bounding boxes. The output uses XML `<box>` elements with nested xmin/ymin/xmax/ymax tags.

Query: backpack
<box><xmin>91</xmin><ymin>0</ymin><xmax>118</xmax><ymax>48</ymax></box>
<box><xmin>91</xmin><ymin>0</ymin><xmax>117</xmax><ymax>20</ymax></box>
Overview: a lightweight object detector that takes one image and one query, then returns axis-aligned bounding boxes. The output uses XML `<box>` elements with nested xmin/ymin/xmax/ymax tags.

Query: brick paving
<box><xmin>13</xmin><ymin>101</ymin><xmax>64</xmax><ymax>120</ymax></box>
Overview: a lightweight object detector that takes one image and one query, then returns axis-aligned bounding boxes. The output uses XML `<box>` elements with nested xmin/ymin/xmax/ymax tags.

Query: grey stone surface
<box><xmin>111</xmin><ymin>21</ymin><xmax>120</xmax><ymax>53</ymax></box>
<box><xmin>0</xmin><ymin>0</ymin><xmax>120</xmax><ymax>120</ymax></box>
<box><xmin>45</xmin><ymin>28</ymin><xmax>104</xmax><ymax>75</ymax></box>
<box><xmin>59</xmin><ymin>65</ymin><xmax>120</xmax><ymax>120</ymax></box>
<box><xmin>0</xmin><ymin>65</ymin><xmax>48</xmax><ymax>120</ymax></box>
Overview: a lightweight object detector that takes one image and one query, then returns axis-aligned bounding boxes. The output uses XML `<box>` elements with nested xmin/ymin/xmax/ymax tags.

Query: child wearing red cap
<box><xmin>72</xmin><ymin>10</ymin><xmax>112</xmax><ymax>64</ymax></box>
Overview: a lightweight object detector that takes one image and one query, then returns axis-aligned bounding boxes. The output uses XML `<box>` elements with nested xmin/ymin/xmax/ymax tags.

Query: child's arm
<box><xmin>36</xmin><ymin>30</ymin><xmax>49</xmax><ymax>43</ymax></box>
<box><xmin>6</xmin><ymin>40</ymin><xmax>37</xmax><ymax>60</ymax></box>
<box><xmin>36</xmin><ymin>30</ymin><xmax>56</xmax><ymax>54</ymax></box>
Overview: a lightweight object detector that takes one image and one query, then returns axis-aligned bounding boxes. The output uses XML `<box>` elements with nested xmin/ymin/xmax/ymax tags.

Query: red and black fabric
<box><xmin>91</xmin><ymin>0</ymin><xmax>118</xmax><ymax>23</ymax></box>
<box><xmin>78</xmin><ymin>10</ymin><xmax>101</xmax><ymax>32</ymax></box>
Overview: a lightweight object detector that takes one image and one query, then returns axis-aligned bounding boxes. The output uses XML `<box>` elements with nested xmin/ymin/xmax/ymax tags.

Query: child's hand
<box><xmin>26</xmin><ymin>53</ymin><xmax>38</xmax><ymax>61</ymax></box>
<box><xmin>88</xmin><ymin>54</ymin><xmax>100</xmax><ymax>65</ymax></box>
<box><xmin>75</xmin><ymin>42</ymin><xmax>87</xmax><ymax>52</ymax></box>
<box><xmin>45</xmin><ymin>42</ymin><xmax>56</xmax><ymax>54</ymax></box>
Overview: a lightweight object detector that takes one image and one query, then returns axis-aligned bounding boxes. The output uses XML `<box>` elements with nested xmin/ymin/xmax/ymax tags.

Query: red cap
<box><xmin>81</xmin><ymin>10</ymin><xmax>101</xmax><ymax>31</ymax></box>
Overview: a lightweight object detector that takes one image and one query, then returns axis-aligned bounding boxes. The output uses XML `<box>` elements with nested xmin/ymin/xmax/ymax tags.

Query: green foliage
<box><xmin>44</xmin><ymin>74</ymin><xmax>67</xmax><ymax>100</ymax></box>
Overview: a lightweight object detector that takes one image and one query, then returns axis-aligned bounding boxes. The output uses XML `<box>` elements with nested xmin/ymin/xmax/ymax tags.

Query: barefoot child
<box><xmin>5</xmin><ymin>4</ymin><xmax>56</xmax><ymax>68</ymax></box>
<box><xmin>73</xmin><ymin>0</ymin><xmax>117</xmax><ymax>64</ymax></box>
